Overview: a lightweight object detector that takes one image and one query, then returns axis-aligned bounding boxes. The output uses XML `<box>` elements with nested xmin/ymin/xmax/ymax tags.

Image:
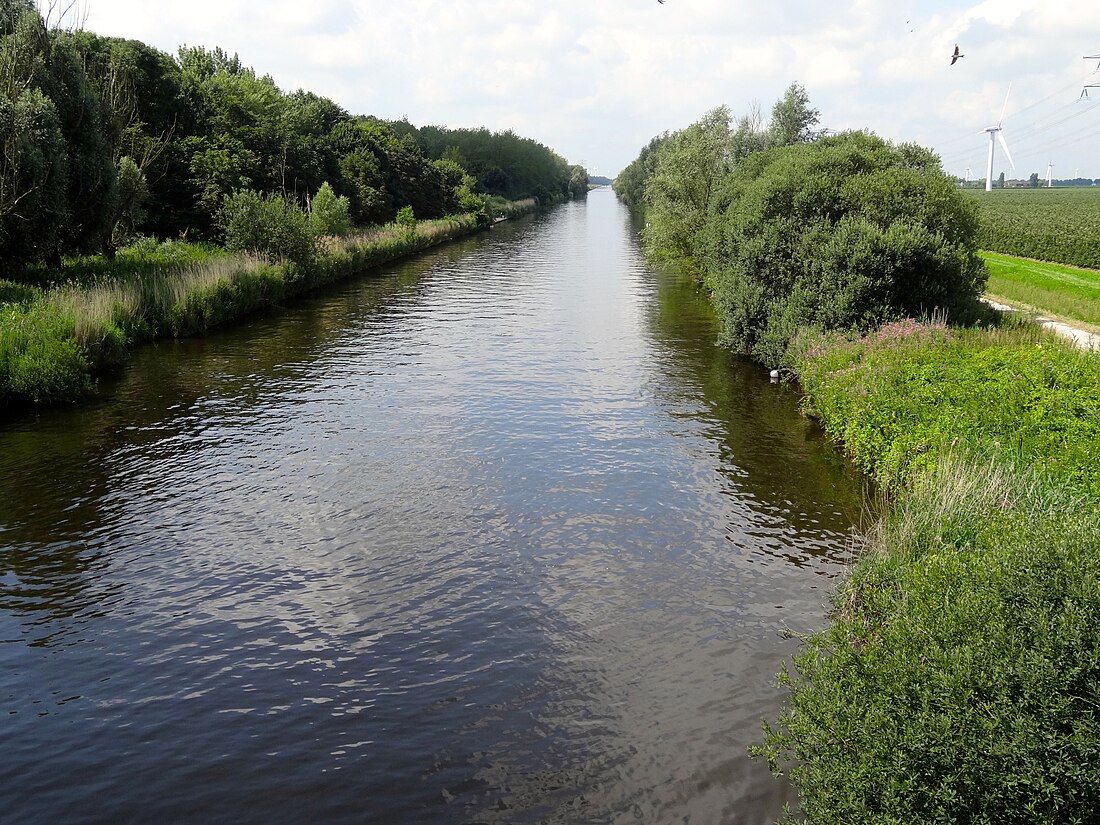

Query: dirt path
<box><xmin>984</xmin><ymin>298</ymin><xmax>1100</xmax><ymax>351</ymax></box>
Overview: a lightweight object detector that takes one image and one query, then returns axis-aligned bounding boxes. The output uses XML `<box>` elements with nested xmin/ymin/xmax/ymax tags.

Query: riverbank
<box><xmin>753</xmin><ymin>316</ymin><xmax>1100</xmax><ymax>822</ymax></box>
<box><xmin>0</xmin><ymin>192</ymin><xmax>863</xmax><ymax>825</ymax></box>
<box><xmin>0</xmin><ymin>201</ymin><xmax>538</xmax><ymax>412</ymax></box>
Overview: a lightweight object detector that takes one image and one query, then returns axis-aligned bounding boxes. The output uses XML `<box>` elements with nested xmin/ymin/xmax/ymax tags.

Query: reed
<box><xmin>0</xmin><ymin>213</ymin><xmax>489</xmax><ymax>409</ymax></box>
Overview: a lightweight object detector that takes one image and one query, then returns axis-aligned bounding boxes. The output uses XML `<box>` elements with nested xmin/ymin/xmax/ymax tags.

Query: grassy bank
<box><xmin>0</xmin><ymin>211</ymin><xmax>505</xmax><ymax>410</ymax></box>
<box><xmin>753</xmin><ymin>318</ymin><xmax>1100</xmax><ymax>823</ymax></box>
<box><xmin>981</xmin><ymin>251</ymin><xmax>1100</xmax><ymax>330</ymax></box>
<box><xmin>965</xmin><ymin>188</ymin><xmax>1100</xmax><ymax>270</ymax></box>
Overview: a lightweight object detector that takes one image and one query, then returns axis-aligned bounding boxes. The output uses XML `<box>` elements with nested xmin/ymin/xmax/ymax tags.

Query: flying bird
<box><xmin>951</xmin><ymin>44</ymin><xmax>964</xmax><ymax>65</ymax></box>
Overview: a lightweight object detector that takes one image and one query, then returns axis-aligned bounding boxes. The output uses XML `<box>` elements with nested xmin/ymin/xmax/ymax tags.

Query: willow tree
<box><xmin>643</xmin><ymin>105</ymin><xmax>731</xmax><ymax>264</ymax></box>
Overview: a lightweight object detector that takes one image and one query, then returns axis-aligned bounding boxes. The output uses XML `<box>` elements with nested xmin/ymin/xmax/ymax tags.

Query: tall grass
<box><xmin>0</xmin><ymin>301</ymin><xmax>90</xmax><ymax>405</ymax></box>
<box><xmin>0</xmin><ymin>213</ymin><xmax>486</xmax><ymax>410</ymax></box>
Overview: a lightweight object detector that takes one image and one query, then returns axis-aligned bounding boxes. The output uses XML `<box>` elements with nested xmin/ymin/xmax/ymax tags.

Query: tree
<box><xmin>998</xmin><ymin>171</ymin><xmax>1005</xmax><ymax>189</ymax></box>
<box><xmin>643</xmin><ymin>106</ymin><xmax>731</xmax><ymax>261</ymax></box>
<box><xmin>613</xmin><ymin>133</ymin><xmax>667</xmax><ymax>211</ymax></box>
<box><xmin>768</xmin><ymin>82</ymin><xmax>821</xmax><ymax>147</ymax></box>
<box><xmin>0</xmin><ymin>0</ymin><xmax>115</xmax><ymax>266</ymax></box>
<box><xmin>1029</xmin><ymin>172</ymin><xmax>1040</xmax><ymax>188</ymax></box>
<box><xmin>110</xmin><ymin>155</ymin><xmax>148</xmax><ymax>248</ymax></box>
<box><xmin>705</xmin><ymin>131</ymin><xmax>987</xmax><ymax>366</ymax></box>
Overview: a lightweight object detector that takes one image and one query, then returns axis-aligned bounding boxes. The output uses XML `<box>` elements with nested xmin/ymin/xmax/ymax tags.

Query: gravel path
<box><xmin>983</xmin><ymin>298</ymin><xmax>1100</xmax><ymax>352</ymax></box>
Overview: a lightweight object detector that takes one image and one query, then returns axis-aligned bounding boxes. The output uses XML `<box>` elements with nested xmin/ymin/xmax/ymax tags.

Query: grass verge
<box><xmin>982</xmin><ymin>251</ymin><xmax>1100</xmax><ymax>330</ymax></box>
<box><xmin>753</xmin><ymin>318</ymin><xmax>1100</xmax><ymax>823</ymax></box>
<box><xmin>0</xmin><ymin>213</ymin><xmax>488</xmax><ymax>411</ymax></box>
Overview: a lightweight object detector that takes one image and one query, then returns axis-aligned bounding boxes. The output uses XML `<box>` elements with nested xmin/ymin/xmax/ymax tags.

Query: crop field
<box><xmin>965</xmin><ymin>187</ymin><xmax>1100</xmax><ymax>269</ymax></box>
<box><xmin>981</xmin><ymin>251</ymin><xmax>1100</xmax><ymax>330</ymax></box>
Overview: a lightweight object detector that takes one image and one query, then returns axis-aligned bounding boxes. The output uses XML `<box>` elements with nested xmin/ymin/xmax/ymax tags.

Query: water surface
<box><xmin>0</xmin><ymin>190</ymin><xmax>864</xmax><ymax>824</ymax></box>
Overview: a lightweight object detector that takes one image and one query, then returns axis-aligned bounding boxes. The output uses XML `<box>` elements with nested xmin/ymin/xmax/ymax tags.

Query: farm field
<box><xmin>965</xmin><ymin>187</ymin><xmax>1100</xmax><ymax>270</ymax></box>
<box><xmin>981</xmin><ymin>251</ymin><xmax>1100</xmax><ymax>331</ymax></box>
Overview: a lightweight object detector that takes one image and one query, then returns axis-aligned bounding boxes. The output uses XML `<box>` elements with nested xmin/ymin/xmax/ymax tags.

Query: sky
<box><xmin>73</xmin><ymin>0</ymin><xmax>1100</xmax><ymax>180</ymax></box>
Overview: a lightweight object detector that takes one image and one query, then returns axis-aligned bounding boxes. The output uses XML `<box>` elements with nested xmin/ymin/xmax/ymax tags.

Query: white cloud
<box><xmin>76</xmin><ymin>0</ymin><xmax>1100</xmax><ymax>179</ymax></box>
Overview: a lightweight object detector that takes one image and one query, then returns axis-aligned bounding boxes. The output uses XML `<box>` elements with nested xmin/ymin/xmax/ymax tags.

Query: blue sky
<box><xmin>78</xmin><ymin>0</ymin><xmax>1100</xmax><ymax>179</ymax></box>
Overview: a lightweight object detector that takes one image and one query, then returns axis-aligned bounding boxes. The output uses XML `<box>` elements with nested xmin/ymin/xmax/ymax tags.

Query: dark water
<box><xmin>0</xmin><ymin>190</ymin><xmax>865</xmax><ymax>824</ymax></box>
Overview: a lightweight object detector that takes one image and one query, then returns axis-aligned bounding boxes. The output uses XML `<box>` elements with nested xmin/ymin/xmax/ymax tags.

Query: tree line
<box><xmin>0</xmin><ymin>0</ymin><xmax>586</xmax><ymax>272</ymax></box>
<box><xmin>614</xmin><ymin>83</ymin><xmax>987</xmax><ymax>367</ymax></box>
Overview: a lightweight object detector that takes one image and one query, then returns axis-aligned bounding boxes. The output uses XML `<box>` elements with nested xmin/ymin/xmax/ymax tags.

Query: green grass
<box><xmin>965</xmin><ymin>187</ymin><xmax>1100</xmax><ymax>269</ymax></box>
<box><xmin>791</xmin><ymin>318</ymin><xmax>1100</xmax><ymax>497</ymax></box>
<box><xmin>753</xmin><ymin>319</ymin><xmax>1100</xmax><ymax>823</ymax></box>
<box><xmin>0</xmin><ymin>214</ymin><xmax>485</xmax><ymax>411</ymax></box>
<box><xmin>981</xmin><ymin>251</ymin><xmax>1100</xmax><ymax>330</ymax></box>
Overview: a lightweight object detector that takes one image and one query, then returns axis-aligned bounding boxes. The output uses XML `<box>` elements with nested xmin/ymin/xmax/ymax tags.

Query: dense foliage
<box><xmin>0</xmin><ymin>4</ymin><xmax>585</xmax><ymax>274</ymax></box>
<box><xmin>754</xmin><ymin>322</ymin><xmax>1100</xmax><ymax>823</ymax></box>
<box><xmin>389</xmin><ymin>121</ymin><xmax>587</xmax><ymax>203</ymax></box>
<box><xmin>620</xmin><ymin>84</ymin><xmax>1100</xmax><ymax>824</ymax></box>
<box><xmin>616</xmin><ymin>86</ymin><xmax>988</xmax><ymax>366</ymax></box>
<box><xmin>707</xmin><ymin>133</ymin><xmax>987</xmax><ymax>366</ymax></box>
<box><xmin>965</xmin><ymin>188</ymin><xmax>1100</xmax><ymax>270</ymax></box>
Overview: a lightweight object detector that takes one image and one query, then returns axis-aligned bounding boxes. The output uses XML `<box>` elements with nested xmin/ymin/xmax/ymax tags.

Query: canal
<box><xmin>0</xmin><ymin>189</ymin><xmax>866</xmax><ymax>824</ymax></box>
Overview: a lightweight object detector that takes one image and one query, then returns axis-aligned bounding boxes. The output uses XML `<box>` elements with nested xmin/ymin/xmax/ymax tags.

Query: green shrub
<box><xmin>308</xmin><ymin>181</ymin><xmax>352</xmax><ymax>238</ymax></box>
<box><xmin>0</xmin><ymin>279</ymin><xmax>39</xmax><ymax>305</ymax></box>
<box><xmin>395</xmin><ymin>205</ymin><xmax>416</xmax><ymax>227</ymax></box>
<box><xmin>220</xmin><ymin>189</ymin><xmax>316</xmax><ymax>267</ymax></box>
<box><xmin>0</xmin><ymin>302</ymin><xmax>92</xmax><ymax>405</ymax></box>
<box><xmin>754</xmin><ymin>453</ymin><xmax>1100</xmax><ymax>824</ymax></box>
<box><xmin>706</xmin><ymin>132</ymin><xmax>988</xmax><ymax>366</ymax></box>
<box><xmin>458</xmin><ymin>191</ymin><xmax>489</xmax><ymax>225</ymax></box>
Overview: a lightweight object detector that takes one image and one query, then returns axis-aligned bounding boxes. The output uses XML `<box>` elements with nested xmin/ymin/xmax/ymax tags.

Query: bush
<box><xmin>705</xmin><ymin>132</ymin><xmax>988</xmax><ymax>366</ymax></box>
<box><xmin>308</xmin><ymin>181</ymin><xmax>351</xmax><ymax>238</ymax></box>
<box><xmin>395</xmin><ymin>205</ymin><xmax>416</xmax><ymax>228</ymax></box>
<box><xmin>754</xmin><ymin>453</ymin><xmax>1100</xmax><ymax>824</ymax></box>
<box><xmin>220</xmin><ymin>189</ymin><xmax>316</xmax><ymax>267</ymax></box>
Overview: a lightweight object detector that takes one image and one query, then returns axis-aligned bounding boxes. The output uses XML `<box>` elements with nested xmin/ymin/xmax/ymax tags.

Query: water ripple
<box><xmin>0</xmin><ymin>192</ymin><xmax>865</xmax><ymax>824</ymax></box>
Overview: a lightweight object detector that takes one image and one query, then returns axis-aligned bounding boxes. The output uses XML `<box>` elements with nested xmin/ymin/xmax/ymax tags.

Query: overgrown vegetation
<box><xmin>756</xmin><ymin>452</ymin><xmax>1100</xmax><ymax>824</ymax></box>
<box><xmin>792</xmin><ymin>319</ymin><xmax>1100</xmax><ymax>497</ymax></box>
<box><xmin>0</xmin><ymin>213</ymin><xmax>488</xmax><ymax>408</ymax></box>
<box><xmin>617</xmin><ymin>85</ymin><xmax>1100</xmax><ymax>823</ymax></box>
<box><xmin>0</xmin><ymin>0</ymin><xmax>584</xmax><ymax>273</ymax></box>
<box><xmin>753</xmin><ymin>322</ymin><xmax>1100</xmax><ymax>823</ymax></box>
<box><xmin>0</xmin><ymin>1</ymin><xmax>573</xmax><ymax>410</ymax></box>
<box><xmin>616</xmin><ymin>86</ymin><xmax>988</xmax><ymax>367</ymax></box>
<box><xmin>965</xmin><ymin>188</ymin><xmax>1100</xmax><ymax>269</ymax></box>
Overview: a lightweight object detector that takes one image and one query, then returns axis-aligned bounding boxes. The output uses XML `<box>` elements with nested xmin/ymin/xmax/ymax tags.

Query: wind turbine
<box><xmin>984</xmin><ymin>84</ymin><xmax>1015</xmax><ymax>192</ymax></box>
<box><xmin>965</xmin><ymin>166</ymin><xmax>973</xmax><ymax>182</ymax></box>
<box><xmin>1046</xmin><ymin>161</ymin><xmax>1054</xmax><ymax>188</ymax></box>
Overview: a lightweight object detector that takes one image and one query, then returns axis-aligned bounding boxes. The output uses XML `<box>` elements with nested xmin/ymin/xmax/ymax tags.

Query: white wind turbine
<box><xmin>984</xmin><ymin>84</ymin><xmax>1015</xmax><ymax>191</ymax></box>
<box><xmin>1046</xmin><ymin>161</ymin><xmax>1054</xmax><ymax>188</ymax></box>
